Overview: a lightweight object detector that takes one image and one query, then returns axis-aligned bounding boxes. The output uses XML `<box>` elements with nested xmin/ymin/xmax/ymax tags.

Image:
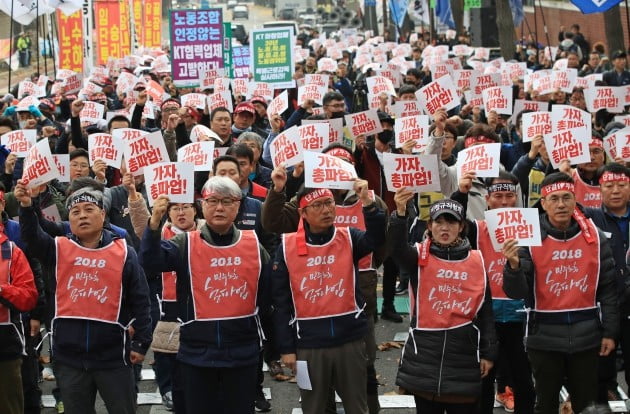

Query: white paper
<box><xmin>190</xmin><ymin>124</ymin><xmax>221</xmax><ymax>143</ymax></box>
<box><xmin>296</xmin><ymin>360</ymin><xmax>312</xmax><ymax>390</ymax></box>
<box><xmin>21</xmin><ymin>139</ymin><xmax>58</xmax><ymax>188</ymax></box>
<box><xmin>144</xmin><ymin>162</ymin><xmax>195</xmax><ymax>206</ymax></box>
<box><xmin>614</xmin><ymin>127</ymin><xmax>630</xmax><ymax>162</ymax></box>
<box><xmin>297</xmin><ymin>84</ymin><xmax>327</xmax><ymax>106</ymax></box>
<box><xmin>53</xmin><ymin>154</ymin><xmax>70</xmax><ymax>183</ymax></box>
<box><xmin>270</xmin><ymin>126</ymin><xmax>303</xmax><ymax>168</ymax></box>
<box><xmin>207</xmin><ymin>90</ymin><xmax>233</xmax><ymax>112</ymax></box>
<box><xmin>456</xmin><ymin>143</ymin><xmax>501</xmax><ymax>179</ymax></box>
<box><xmin>41</xmin><ymin>204</ymin><xmax>62</xmax><ymax>223</ymax></box>
<box><xmin>484</xmin><ymin>208</ymin><xmax>542</xmax><ymax>252</ymax></box>
<box><xmin>123</xmin><ymin>130</ymin><xmax>170</xmax><ymax>176</ymax></box>
<box><xmin>344</xmin><ymin>109</ymin><xmax>383</xmax><ymax>138</ymax></box>
<box><xmin>1</xmin><ymin>129</ymin><xmax>36</xmax><ymax>157</ymax></box>
<box><xmin>416</xmin><ymin>75</ymin><xmax>459</xmax><ymax>114</ymax></box>
<box><xmin>366</xmin><ymin>76</ymin><xmax>396</xmax><ymax>96</ymax></box>
<box><xmin>304</xmin><ymin>151</ymin><xmax>357</xmax><ymax>190</ymax></box>
<box><xmin>298</xmin><ymin>123</ymin><xmax>330</xmax><ymax>152</ymax></box>
<box><xmin>521</xmin><ymin>112</ymin><xmax>551</xmax><ymax>143</ymax></box>
<box><xmin>267</xmin><ymin>90</ymin><xmax>289</xmax><ymax>118</ymax></box>
<box><xmin>177</xmin><ymin>142</ymin><xmax>215</xmax><ymax>171</ymax></box>
<box><xmin>544</xmin><ymin>127</ymin><xmax>591</xmax><ymax>169</ymax></box>
<box><xmin>383</xmin><ymin>153</ymin><xmax>441</xmax><ymax>193</ymax></box>
<box><xmin>88</xmin><ymin>133</ymin><xmax>124</xmax><ymax>168</ymax></box>
<box><xmin>79</xmin><ymin>101</ymin><xmax>105</xmax><ymax>124</ymax></box>
<box><xmin>394</xmin><ymin>115</ymin><xmax>430</xmax><ymax>152</ymax></box>
<box><xmin>551</xmin><ymin>105</ymin><xmax>591</xmax><ymax>139</ymax></box>
<box><xmin>391</xmin><ymin>100</ymin><xmax>423</xmax><ymax>119</ymax></box>
<box><xmin>584</xmin><ymin>86</ymin><xmax>626</xmax><ymax>114</ymax></box>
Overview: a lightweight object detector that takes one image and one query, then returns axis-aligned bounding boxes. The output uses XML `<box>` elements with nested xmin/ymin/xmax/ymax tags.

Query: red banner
<box><xmin>56</xmin><ymin>10</ymin><xmax>83</xmax><ymax>73</ymax></box>
<box><xmin>144</xmin><ymin>0</ymin><xmax>162</xmax><ymax>48</ymax></box>
<box><xmin>94</xmin><ymin>0</ymin><xmax>131</xmax><ymax>65</ymax></box>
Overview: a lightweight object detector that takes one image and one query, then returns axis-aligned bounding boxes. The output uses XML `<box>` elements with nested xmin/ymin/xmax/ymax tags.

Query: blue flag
<box><xmin>509</xmin><ymin>0</ymin><xmax>524</xmax><ymax>26</ymax></box>
<box><xmin>570</xmin><ymin>0</ymin><xmax>622</xmax><ymax>13</ymax></box>
<box><xmin>389</xmin><ymin>0</ymin><xmax>409</xmax><ymax>28</ymax></box>
<box><xmin>436</xmin><ymin>0</ymin><xmax>456</xmax><ymax>29</ymax></box>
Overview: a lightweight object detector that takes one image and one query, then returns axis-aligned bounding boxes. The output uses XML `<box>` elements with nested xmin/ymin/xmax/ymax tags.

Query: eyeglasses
<box><xmin>204</xmin><ymin>198</ymin><xmax>240</xmax><ymax>207</ymax></box>
<box><xmin>170</xmin><ymin>205</ymin><xmax>194</xmax><ymax>213</ymax></box>
<box><xmin>304</xmin><ymin>199</ymin><xmax>335</xmax><ymax>212</ymax></box>
<box><xmin>70</xmin><ymin>162</ymin><xmax>89</xmax><ymax>169</ymax></box>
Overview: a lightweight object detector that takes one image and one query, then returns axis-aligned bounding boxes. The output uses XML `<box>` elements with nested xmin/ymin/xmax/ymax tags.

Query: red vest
<box><xmin>529</xmin><ymin>219</ymin><xmax>600</xmax><ymax>312</ymax></box>
<box><xmin>0</xmin><ymin>246</ymin><xmax>10</xmax><ymax>324</ymax></box>
<box><xmin>573</xmin><ymin>170</ymin><xmax>602</xmax><ymax>208</ymax></box>
<box><xmin>476</xmin><ymin>220</ymin><xmax>509</xmax><ymax>300</ymax></box>
<box><xmin>55</xmin><ymin>238</ymin><xmax>127</xmax><ymax>324</ymax></box>
<box><xmin>414</xmin><ymin>245</ymin><xmax>486</xmax><ymax>330</ymax></box>
<box><xmin>283</xmin><ymin>227</ymin><xmax>360</xmax><ymax>319</ymax></box>
<box><xmin>161</xmin><ymin>225</ymin><xmax>178</xmax><ymax>302</ymax></box>
<box><xmin>187</xmin><ymin>230</ymin><xmax>261</xmax><ymax>321</ymax></box>
<box><xmin>334</xmin><ymin>193</ymin><xmax>374</xmax><ymax>271</ymax></box>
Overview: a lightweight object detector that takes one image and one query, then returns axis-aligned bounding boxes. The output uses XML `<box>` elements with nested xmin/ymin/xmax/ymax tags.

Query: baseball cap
<box><xmin>234</xmin><ymin>102</ymin><xmax>256</xmax><ymax>115</ymax></box>
<box><xmin>250</xmin><ymin>96</ymin><xmax>267</xmax><ymax>108</ymax></box>
<box><xmin>429</xmin><ymin>199</ymin><xmax>464</xmax><ymax>221</ymax></box>
<box><xmin>611</xmin><ymin>50</ymin><xmax>627</xmax><ymax>60</ymax></box>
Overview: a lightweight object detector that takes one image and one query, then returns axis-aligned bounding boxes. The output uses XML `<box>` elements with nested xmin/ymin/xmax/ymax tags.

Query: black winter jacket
<box><xmin>388</xmin><ymin>213</ymin><xmax>497</xmax><ymax>398</ymax></box>
<box><xmin>502</xmin><ymin>214</ymin><xmax>619</xmax><ymax>352</ymax></box>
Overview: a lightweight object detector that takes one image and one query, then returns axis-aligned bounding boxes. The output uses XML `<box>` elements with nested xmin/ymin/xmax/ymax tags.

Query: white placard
<box><xmin>484</xmin><ymin>208</ymin><xmax>542</xmax><ymax>251</ymax></box>
<box><xmin>482</xmin><ymin>86</ymin><xmax>513</xmax><ymax>115</ymax></box>
<box><xmin>544</xmin><ymin>127</ymin><xmax>591</xmax><ymax>168</ymax></box>
<box><xmin>456</xmin><ymin>143</ymin><xmax>501</xmax><ymax>179</ymax></box>
<box><xmin>21</xmin><ymin>138</ymin><xmax>58</xmax><ymax>188</ymax></box>
<box><xmin>298</xmin><ymin>123</ymin><xmax>330</xmax><ymax>153</ymax></box>
<box><xmin>394</xmin><ymin>115</ymin><xmax>430</xmax><ymax>152</ymax></box>
<box><xmin>1</xmin><ymin>129</ymin><xmax>36</xmax><ymax>157</ymax></box>
<box><xmin>304</xmin><ymin>151</ymin><xmax>357</xmax><ymax>190</ymax></box>
<box><xmin>521</xmin><ymin>112</ymin><xmax>551</xmax><ymax>143</ymax></box>
<box><xmin>123</xmin><ymin>131</ymin><xmax>170</xmax><ymax>176</ymax></box>
<box><xmin>53</xmin><ymin>154</ymin><xmax>70</xmax><ymax>183</ymax></box>
<box><xmin>344</xmin><ymin>109</ymin><xmax>383</xmax><ymax>138</ymax></box>
<box><xmin>416</xmin><ymin>75</ymin><xmax>459</xmax><ymax>114</ymax></box>
<box><xmin>383</xmin><ymin>152</ymin><xmax>441</xmax><ymax>193</ymax></box>
<box><xmin>144</xmin><ymin>162</ymin><xmax>194</xmax><ymax>206</ymax></box>
<box><xmin>88</xmin><ymin>133</ymin><xmax>124</xmax><ymax>168</ymax></box>
<box><xmin>177</xmin><ymin>142</ymin><xmax>215</xmax><ymax>171</ymax></box>
<box><xmin>270</xmin><ymin>126</ymin><xmax>303</xmax><ymax>168</ymax></box>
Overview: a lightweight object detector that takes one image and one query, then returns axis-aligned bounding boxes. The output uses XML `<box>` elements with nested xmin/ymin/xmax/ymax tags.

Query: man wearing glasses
<box><xmin>502</xmin><ymin>172</ymin><xmax>618</xmax><ymax>414</ymax></box>
<box><xmin>141</xmin><ymin>176</ymin><xmax>271</xmax><ymax>413</ymax></box>
<box><xmin>271</xmin><ymin>182</ymin><xmax>385</xmax><ymax>414</ymax></box>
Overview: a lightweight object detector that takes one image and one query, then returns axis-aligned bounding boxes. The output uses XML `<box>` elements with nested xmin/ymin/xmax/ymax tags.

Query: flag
<box><xmin>389</xmin><ymin>0</ymin><xmax>408</xmax><ymax>28</ymax></box>
<box><xmin>569</xmin><ymin>0</ymin><xmax>622</xmax><ymax>13</ymax></box>
<box><xmin>510</xmin><ymin>0</ymin><xmax>524</xmax><ymax>26</ymax></box>
<box><xmin>435</xmin><ymin>0</ymin><xmax>455</xmax><ymax>29</ymax></box>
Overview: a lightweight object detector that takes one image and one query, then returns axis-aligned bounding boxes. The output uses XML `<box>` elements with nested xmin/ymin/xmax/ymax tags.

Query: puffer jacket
<box><xmin>388</xmin><ymin>213</ymin><xmax>497</xmax><ymax>398</ymax></box>
<box><xmin>502</xmin><ymin>214</ymin><xmax>619</xmax><ymax>353</ymax></box>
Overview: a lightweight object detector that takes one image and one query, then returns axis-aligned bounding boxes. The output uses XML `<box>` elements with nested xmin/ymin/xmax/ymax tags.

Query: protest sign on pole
<box><xmin>304</xmin><ymin>151</ymin><xmax>358</xmax><ymax>190</ymax></box>
<box><xmin>57</xmin><ymin>10</ymin><xmax>84</xmax><ymax>73</ymax></box>
<box><xmin>383</xmin><ymin>153</ymin><xmax>441</xmax><ymax>193</ymax></box>
<box><xmin>21</xmin><ymin>139</ymin><xmax>58</xmax><ymax>188</ymax></box>
<box><xmin>298</xmin><ymin>124</ymin><xmax>330</xmax><ymax>152</ymax></box>
<box><xmin>484</xmin><ymin>208</ymin><xmax>542</xmax><ymax>251</ymax></box>
<box><xmin>345</xmin><ymin>109</ymin><xmax>383</xmax><ymax>138</ymax></box>
<box><xmin>88</xmin><ymin>133</ymin><xmax>124</xmax><ymax>168</ymax></box>
<box><xmin>250</xmin><ymin>27</ymin><xmax>295</xmax><ymax>89</ymax></box>
<box><xmin>123</xmin><ymin>131</ymin><xmax>170</xmax><ymax>175</ymax></box>
<box><xmin>394</xmin><ymin>115</ymin><xmax>430</xmax><ymax>152</ymax></box>
<box><xmin>521</xmin><ymin>112</ymin><xmax>551</xmax><ymax>143</ymax></box>
<box><xmin>177</xmin><ymin>142</ymin><xmax>215</xmax><ymax>171</ymax></box>
<box><xmin>170</xmin><ymin>9</ymin><xmax>224</xmax><ymax>87</ymax></box>
<box><xmin>543</xmin><ymin>127</ymin><xmax>591</xmax><ymax>168</ymax></box>
<box><xmin>1</xmin><ymin>130</ymin><xmax>36</xmax><ymax>157</ymax></box>
<box><xmin>456</xmin><ymin>143</ymin><xmax>501</xmax><ymax>178</ymax></box>
<box><xmin>270</xmin><ymin>126</ymin><xmax>303</xmax><ymax>168</ymax></box>
<box><xmin>145</xmin><ymin>162</ymin><xmax>195</xmax><ymax>207</ymax></box>
<box><xmin>416</xmin><ymin>75</ymin><xmax>459</xmax><ymax>115</ymax></box>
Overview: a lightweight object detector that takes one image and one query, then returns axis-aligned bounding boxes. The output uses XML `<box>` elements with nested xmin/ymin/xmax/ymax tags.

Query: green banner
<box><xmin>223</xmin><ymin>22</ymin><xmax>233</xmax><ymax>79</ymax></box>
<box><xmin>464</xmin><ymin>0</ymin><xmax>481</xmax><ymax>9</ymax></box>
<box><xmin>250</xmin><ymin>27</ymin><xmax>295</xmax><ymax>88</ymax></box>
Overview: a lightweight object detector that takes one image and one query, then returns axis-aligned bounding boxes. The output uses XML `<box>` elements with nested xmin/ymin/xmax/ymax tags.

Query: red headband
<box><xmin>589</xmin><ymin>139</ymin><xmax>603</xmax><ymax>148</ymax></box>
<box><xmin>299</xmin><ymin>188</ymin><xmax>334</xmax><ymax>209</ymax></box>
<box><xmin>324</xmin><ymin>147</ymin><xmax>354</xmax><ymax>163</ymax></box>
<box><xmin>0</xmin><ymin>191</ymin><xmax>4</xmax><ymax>202</ymax></box>
<box><xmin>464</xmin><ymin>135</ymin><xmax>495</xmax><ymax>148</ymax></box>
<box><xmin>541</xmin><ymin>182</ymin><xmax>575</xmax><ymax>197</ymax></box>
<box><xmin>599</xmin><ymin>172</ymin><xmax>630</xmax><ymax>184</ymax></box>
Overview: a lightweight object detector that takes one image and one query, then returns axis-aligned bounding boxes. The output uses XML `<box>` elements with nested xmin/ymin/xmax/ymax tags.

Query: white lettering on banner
<box><xmin>66</xmin><ymin>270</ymin><xmax>109</xmax><ymax>304</ymax></box>
<box><xmin>543</xmin><ymin>267</ymin><xmax>589</xmax><ymax>298</ymax></box>
<box><xmin>427</xmin><ymin>284</ymin><xmax>473</xmax><ymax>316</ymax></box>
<box><xmin>488</xmin><ymin>257</ymin><xmax>507</xmax><ymax>287</ymax></box>
<box><xmin>210</xmin><ymin>257</ymin><xmax>242</xmax><ymax>266</ymax></box>
<box><xmin>203</xmin><ymin>273</ymin><xmax>250</xmax><ymax>304</ymax></box>
<box><xmin>306</xmin><ymin>255</ymin><xmax>335</xmax><ymax>267</ymax></box>
<box><xmin>334</xmin><ymin>216</ymin><xmax>359</xmax><ymax>225</ymax></box>
<box><xmin>299</xmin><ymin>270</ymin><xmax>346</xmax><ymax>304</ymax></box>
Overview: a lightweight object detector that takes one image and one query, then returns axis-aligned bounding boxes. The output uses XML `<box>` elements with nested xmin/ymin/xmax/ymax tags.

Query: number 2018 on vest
<box><xmin>73</xmin><ymin>257</ymin><xmax>106</xmax><ymax>268</ymax></box>
<box><xmin>436</xmin><ymin>269</ymin><xmax>468</xmax><ymax>280</ymax></box>
<box><xmin>551</xmin><ymin>249</ymin><xmax>582</xmax><ymax>260</ymax></box>
<box><xmin>306</xmin><ymin>255</ymin><xmax>335</xmax><ymax>266</ymax></box>
<box><xmin>210</xmin><ymin>257</ymin><xmax>242</xmax><ymax>266</ymax></box>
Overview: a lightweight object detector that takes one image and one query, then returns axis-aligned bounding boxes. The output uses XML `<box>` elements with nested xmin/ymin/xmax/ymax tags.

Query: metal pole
<box><xmin>533</xmin><ymin>0</ymin><xmax>539</xmax><ymax>65</ymax></box>
<box><xmin>48</xmin><ymin>14</ymin><xmax>56</xmax><ymax>79</ymax></box>
<box><xmin>537</xmin><ymin>0</ymin><xmax>551</xmax><ymax>56</ymax></box>
<box><xmin>625</xmin><ymin>0</ymin><xmax>630</xmax><ymax>52</ymax></box>
<box><xmin>8</xmin><ymin>0</ymin><xmax>14</xmax><ymax>92</ymax></box>
<box><xmin>42</xmin><ymin>16</ymin><xmax>48</xmax><ymax>77</ymax></box>
<box><xmin>36</xmin><ymin>3</ymin><xmax>41</xmax><ymax>74</ymax></box>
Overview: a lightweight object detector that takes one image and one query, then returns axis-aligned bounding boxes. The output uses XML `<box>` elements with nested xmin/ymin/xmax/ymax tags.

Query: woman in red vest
<box><xmin>388</xmin><ymin>192</ymin><xmax>497</xmax><ymax>414</ymax></box>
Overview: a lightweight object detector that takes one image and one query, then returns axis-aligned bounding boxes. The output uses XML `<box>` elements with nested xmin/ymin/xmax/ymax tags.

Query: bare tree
<box><xmin>603</xmin><ymin>5</ymin><xmax>625</xmax><ymax>56</ymax></box>
<box><xmin>495</xmin><ymin>0</ymin><xmax>517</xmax><ymax>60</ymax></box>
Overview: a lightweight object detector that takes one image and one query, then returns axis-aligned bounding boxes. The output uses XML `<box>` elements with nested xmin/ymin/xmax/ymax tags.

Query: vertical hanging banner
<box><xmin>57</xmin><ymin>10</ymin><xmax>84</xmax><ymax>73</ymax></box>
<box><xmin>250</xmin><ymin>27</ymin><xmax>295</xmax><ymax>89</ymax></box>
<box><xmin>223</xmin><ymin>22</ymin><xmax>233</xmax><ymax>79</ymax></box>
<box><xmin>232</xmin><ymin>46</ymin><xmax>250</xmax><ymax>79</ymax></box>
<box><xmin>170</xmin><ymin>9</ymin><xmax>224</xmax><ymax>87</ymax></box>
<box><xmin>82</xmin><ymin>0</ymin><xmax>94</xmax><ymax>72</ymax></box>
<box><xmin>131</xmin><ymin>0</ymin><xmax>144</xmax><ymax>48</ymax></box>
<box><xmin>119</xmin><ymin>0</ymin><xmax>132</xmax><ymax>57</ymax></box>
<box><xmin>144</xmin><ymin>0</ymin><xmax>162</xmax><ymax>49</ymax></box>
<box><xmin>94</xmin><ymin>0</ymin><xmax>120</xmax><ymax>65</ymax></box>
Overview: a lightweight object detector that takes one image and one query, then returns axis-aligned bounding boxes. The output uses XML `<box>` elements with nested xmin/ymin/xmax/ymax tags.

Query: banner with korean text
<box><xmin>144</xmin><ymin>0</ymin><xmax>162</xmax><ymax>48</ymax></box>
<box><xmin>170</xmin><ymin>9</ymin><xmax>224</xmax><ymax>87</ymax></box>
<box><xmin>250</xmin><ymin>27</ymin><xmax>295</xmax><ymax>89</ymax></box>
<box><xmin>56</xmin><ymin>10</ymin><xmax>84</xmax><ymax>73</ymax></box>
<box><xmin>94</xmin><ymin>0</ymin><xmax>131</xmax><ymax>65</ymax></box>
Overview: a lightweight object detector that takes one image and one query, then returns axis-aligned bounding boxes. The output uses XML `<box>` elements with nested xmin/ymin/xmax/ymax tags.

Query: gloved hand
<box><xmin>28</xmin><ymin>105</ymin><xmax>43</xmax><ymax>118</ymax></box>
<box><xmin>2</xmin><ymin>106</ymin><xmax>16</xmax><ymax>116</ymax></box>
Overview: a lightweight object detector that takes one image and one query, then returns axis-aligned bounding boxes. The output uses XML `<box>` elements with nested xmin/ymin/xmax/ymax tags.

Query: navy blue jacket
<box><xmin>19</xmin><ymin>205</ymin><xmax>152</xmax><ymax>369</ymax></box>
<box><xmin>271</xmin><ymin>205</ymin><xmax>385</xmax><ymax>353</ymax></box>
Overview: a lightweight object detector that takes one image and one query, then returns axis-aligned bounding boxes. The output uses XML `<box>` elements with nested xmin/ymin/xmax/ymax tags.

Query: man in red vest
<box><xmin>15</xmin><ymin>182</ymin><xmax>152</xmax><ymax>414</ymax></box>
<box><xmin>272</xmin><ymin>181</ymin><xmax>385</xmax><ymax>414</ymax></box>
<box><xmin>502</xmin><ymin>172</ymin><xmax>618</xmax><ymax>414</ymax></box>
